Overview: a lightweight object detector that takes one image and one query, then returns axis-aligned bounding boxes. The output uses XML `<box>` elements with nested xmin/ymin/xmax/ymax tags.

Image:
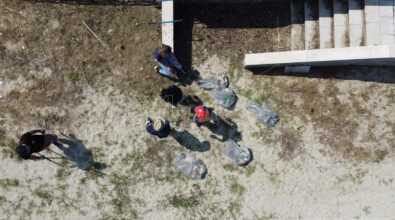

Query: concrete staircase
<box><xmin>245</xmin><ymin>0</ymin><xmax>395</xmax><ymax>68</ymax></box>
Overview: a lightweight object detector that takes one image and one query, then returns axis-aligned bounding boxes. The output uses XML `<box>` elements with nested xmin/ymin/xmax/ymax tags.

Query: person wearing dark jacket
<box><xmin>160</xmin><ymin>85</ymin><xmax>184</xmax><ymax>106</ymax></box>
<box><xmin>15</xmin><ymin>129</ymin><xmax>58</xmax><ymax>160</ymax></box>
<box><xmin>193</xmin><ymin>105</ymin><xmax>214</xmax><ymax>127</ymax></box>
<box><xmin>146</xmin><ymin>117</ymin><xmax>172</xmax><ymax>139</ymax></box>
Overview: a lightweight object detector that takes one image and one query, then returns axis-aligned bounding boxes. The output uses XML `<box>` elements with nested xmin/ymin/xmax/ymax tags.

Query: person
<box><xmin>193</xmin><ymin>105</ymin><xmax>215</xmax><ymax>127</ymax></box>
<box><xmin>15</xmin><ymin>129</ymin><xmax>58</xmax><ymax>160</ymax></box>
<box><xmin>154</xmin><ymin>44</ymin><xmax>184</xmax><ymax>79</ymax></box>
<box><xmin>160</xmin><ymin>85</ymin><xmax>184</xmax><ymax>106</ymax></box>
<box><xmin>146</xmin><ymin>117</ymin><xmax>173</xmax><ymax>138</ymax></box>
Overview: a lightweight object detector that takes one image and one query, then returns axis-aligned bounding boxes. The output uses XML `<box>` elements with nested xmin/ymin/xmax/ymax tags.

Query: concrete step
<box><xmin>319</xmin><ymin>0</ymin><xmax>334</xmax><ymax>48</ymax></box>
<box><xmin>290</xmin><ymin>0</ymin><xmax>305</xmax><ymax>50</ymax></box>
<box><xmin>305</xmin><ymin>0</ymin><xmax>320</xmax><ymax>49</ymax></box>
<box><xmin>379</xmin><ymin>0</ymin><xmax>394</xmax><ymax>44</ymax></box>
<box><xmin>333</xmin><ymin>0</ymin><xmax>350</xmax><ymax>47</ymax></box>
<box><xmin>244</xmin><ymin>45</ymin><xmax>395</xmax><ymax>68</ymax></box>
<box><xmin>349</xmin><ymin>0</ymin><xmax>365</xmax><ymax>46</ymax></box>
<box><xmin>365</xmin><ymin>0</ymin><xmax>381</xmax><ymax>45</ymax></box>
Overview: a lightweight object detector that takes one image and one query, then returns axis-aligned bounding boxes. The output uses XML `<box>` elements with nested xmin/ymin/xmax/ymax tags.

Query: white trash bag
<box><xmin>174</xmin><ymin>153</ymin><xmax>207</xmax><ymax>179</ymax></box>
<box><xmin>197</xmin><ymin>74</ymin><xmax>229</xmax><ymax>90</ymax></box>
<box><xmin>223</xmin><ymin>140</ymin><xmax>251</xmax><ymax>166</ymax></box>
<box><xmin>211</xmin><ymin>87</ymin><xmax>237</xmax><ymax>109</ymax></box>
<box><xmin>246</xmin><ymin>100</ymin><xmax>279</xmax><ymax>127</ymax></box>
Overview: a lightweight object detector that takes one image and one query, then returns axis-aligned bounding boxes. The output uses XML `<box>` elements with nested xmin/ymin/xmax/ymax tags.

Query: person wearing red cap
<box><xmin>193</xmin><ymin>105</ymin><xmax>214</xmax><ymax>127</ymax></box>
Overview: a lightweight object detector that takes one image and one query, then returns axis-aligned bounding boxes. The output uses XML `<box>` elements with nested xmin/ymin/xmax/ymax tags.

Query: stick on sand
<box><xmin>82</xmin><ymin>21</ymin><xmax>107</xmax><ymax>48</ymax></box>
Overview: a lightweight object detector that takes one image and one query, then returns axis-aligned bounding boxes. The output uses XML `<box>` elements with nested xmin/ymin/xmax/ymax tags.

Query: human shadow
<box><xmin>171</xmin><ymin>130</ymin><xmax>210</xmax><ymax>152</ymax></box>
<box><xmin>203</xmin><ymin>114</ymin><xmax>242</xmax><ymax>142</ymax></box>
<box><xmin>180</xmin><ymin>95</ymin><xmax>203</xmax><ymax>109</ymax></box>
<box><xmin>177</xmin><ymin>69</ymin><xmax>202</xmax><ymax>86</ymax></box>
<box><xmin>55</xmin><ymin>133</ymin><xmax>106</xmax><ymax>171</ymax></box>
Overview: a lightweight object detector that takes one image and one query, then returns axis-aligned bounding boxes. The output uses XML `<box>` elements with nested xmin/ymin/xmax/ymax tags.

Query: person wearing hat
<box><xmin>193</xmin><ymin>105</ymin><xmax>214</xmax><ymax>127</ymax></box>
<box><xmin>15</xmin><ymin>129</ymin><xmax>58</xmax><ymax>160</ymax></box>
<box><xmin>146</xmin><ymin>117</ymin><xmax>172</xmax><ymax>139</ymax></box>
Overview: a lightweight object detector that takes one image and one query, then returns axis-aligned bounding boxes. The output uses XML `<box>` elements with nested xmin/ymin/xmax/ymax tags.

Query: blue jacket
<box><xmin>154</xmin><ymin>47</ymin><xmax>182</xmax><ymax>70</ymax></box>
<box><xmin>146</xmin><ymin>120</ymin><xmax>171</xmax><ymax>138</ymax></box>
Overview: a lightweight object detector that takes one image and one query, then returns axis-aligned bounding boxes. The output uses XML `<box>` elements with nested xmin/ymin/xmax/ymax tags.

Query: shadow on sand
<box><xmin>171</xmin><ymin>130</ymin><xmax>210</xmax><ymax>152</ymax></box>
<box><xmin>55</xmin><ymin>133</ymin><xmax>106</xmax><ymax>171</ymax></box>
<box><xmin>203</xmin><ymin>114</ymin><xmax>242</xmax><ymax>142</ymax></box>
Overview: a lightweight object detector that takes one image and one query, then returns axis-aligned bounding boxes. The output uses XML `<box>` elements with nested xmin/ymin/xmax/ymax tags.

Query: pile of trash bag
<box><xmin>223</xmin><ymin>140</ymin><xmax>251</xmax><ymax>166</ymax></box>
<box><xmin>174</xmin><ymin>153</ymin><xmax>207</xmax><ymax>179</ymax></box>
<box><xmin>211</xmin><ymin>87</ymin><xmax>237</xmax><ymax>109</ymax></box>
<box><xmin>196</xmin><ymin>74</ymin><xmax>229</xmax><ymax>90</ymax></box>
<box><xmin>196</xmin><ymin>74</ymin><xmax>237</xmax><ymax>109</ymax></box>
<box><xmin>246</xmin><ymin>100</ymin><xmax>279</xmax><ymax>127</ymax></box>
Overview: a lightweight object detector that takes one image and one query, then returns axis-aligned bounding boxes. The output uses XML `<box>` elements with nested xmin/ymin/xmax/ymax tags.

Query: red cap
<box><xmin>195</xmin><ymin>106</ymin><xmax>209</xmax><ymax>121</ymax></box>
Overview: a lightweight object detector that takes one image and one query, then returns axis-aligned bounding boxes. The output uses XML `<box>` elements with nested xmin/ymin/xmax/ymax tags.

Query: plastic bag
<box><xmin>223</xmin><ymin>140</ymin><xmax>251</xmax><ymax>166</ymax></box>
<box><xmin>174</xmin><ymin>153</ymin><xmax>207</xmax><ymax>179</ymax></box>
<box><xmin>246</xmin><ymin>101</ymin><xmax>279</xmax><ymax>127</ymax></box>
<box><xmin>197</xmin><ymin>74</ymin><xmax>229</xmax><ymax>90</ymax></box>
<box><xmin>211</xmin><ymin>87</ymin><xmax>237</xmax><ymax>109</ymax></box>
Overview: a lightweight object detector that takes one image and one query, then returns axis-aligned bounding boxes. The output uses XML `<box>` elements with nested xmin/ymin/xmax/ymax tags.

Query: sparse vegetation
<box><xmin>0</xmin><ymin>132</ymin><xmax>19</xmax><ymax>160</ymax></box>
<box><xmin>33</xmin><ymin>188</ymin><xmax>53</xmax><ymax>205</ymax></box>
<box><xmin>229</xmin><ymin>180</ymin><xmax>246</xmax><ymax>196</ymax></box>
<box><xmin>268</xmin><ymin>171</ymin><xmax>280</xmax><ymax>185</ymax></box>
<box><xmin>68</xmin><ymin>72</ymin><xmax>79</xmax><ymax>82</ymax></box>
<box><xmin>168</xmin><ymin>194</ymin><xmax>201</xmax><ymax>209</ymax></box>
<box><xmin>44</xmin><ymin>113</ymin><xmax>59</xmax><ymax>125</ymax></box>
<box><xmin>362</xmin><ymin>206</ymin><xmax>370</xmax><ymax>215</ymax></box>
<box><xmin>245</xmin><ymin>166</ymin><xmax>256</xmax><ymax>177</ymax></box>
<box><xmin>223</xmin><ymin>164</ymin><xmax>238</xmax><ymax>172</ymax></box>
<box><xmin>0</xmin><ymin>179</ymin><xmax>19</xmax><ymax>188</ymax></box>
<box><xmin>278</xmin><ymin>130</ymin><xmax>303</xmax><ymax>160</ymax></box>
<box><xmin>336</xmin><ymin>169</ymin><xmax>368</xmax><ymax>184</ymax></box>
<box><xmin>228</xmin><ymin>201</ymin><xmax>241</xmax><ymax>218</ymax></box>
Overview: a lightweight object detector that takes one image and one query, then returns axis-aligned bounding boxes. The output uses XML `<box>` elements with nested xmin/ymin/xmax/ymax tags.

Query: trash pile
<box><xmin>197</xmin><ymin>74</ymin><xmax>237</xmax><ymax>109</ymax></box>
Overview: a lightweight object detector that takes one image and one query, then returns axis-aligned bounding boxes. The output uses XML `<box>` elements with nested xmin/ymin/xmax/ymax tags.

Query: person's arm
<box><xmin>193</xmin><ymin>115</ymin><xmax>202</xmax><ymax>127</ymax></box>
<box><xmin>29</xmin><ymin>129</ymin><xmax>45</xmax><ymax>134</ymax></box>
<box><xmin>146</xmin><ymin>118</ymin><xmax>160</xmax><ymax>136</ymax></box>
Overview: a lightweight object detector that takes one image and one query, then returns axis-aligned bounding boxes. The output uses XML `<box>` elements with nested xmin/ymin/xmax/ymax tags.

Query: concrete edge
<box><xmin>244</xmin><ymin>45</ymin><xmax>395</xmax><ymax>68</ymax></box>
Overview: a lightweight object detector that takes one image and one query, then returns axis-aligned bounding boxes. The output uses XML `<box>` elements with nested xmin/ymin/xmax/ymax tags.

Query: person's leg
<box><xmin>157</xmin><ymin>61</ymin><xmax>177</xmax><ymax>79</ymax></box>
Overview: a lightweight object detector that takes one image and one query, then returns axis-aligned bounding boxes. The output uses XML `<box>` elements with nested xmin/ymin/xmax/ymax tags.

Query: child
<box><xmin>154</xmin><ymin>44</ymin><xmax>184</xmax><ymax>79</ymax></box>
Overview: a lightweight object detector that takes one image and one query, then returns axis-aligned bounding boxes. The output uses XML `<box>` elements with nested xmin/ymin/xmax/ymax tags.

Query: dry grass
<box><xmin>278</xmin><ymin>130</ymin><xmax>303</xmax><ymax>160</ymax></box>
